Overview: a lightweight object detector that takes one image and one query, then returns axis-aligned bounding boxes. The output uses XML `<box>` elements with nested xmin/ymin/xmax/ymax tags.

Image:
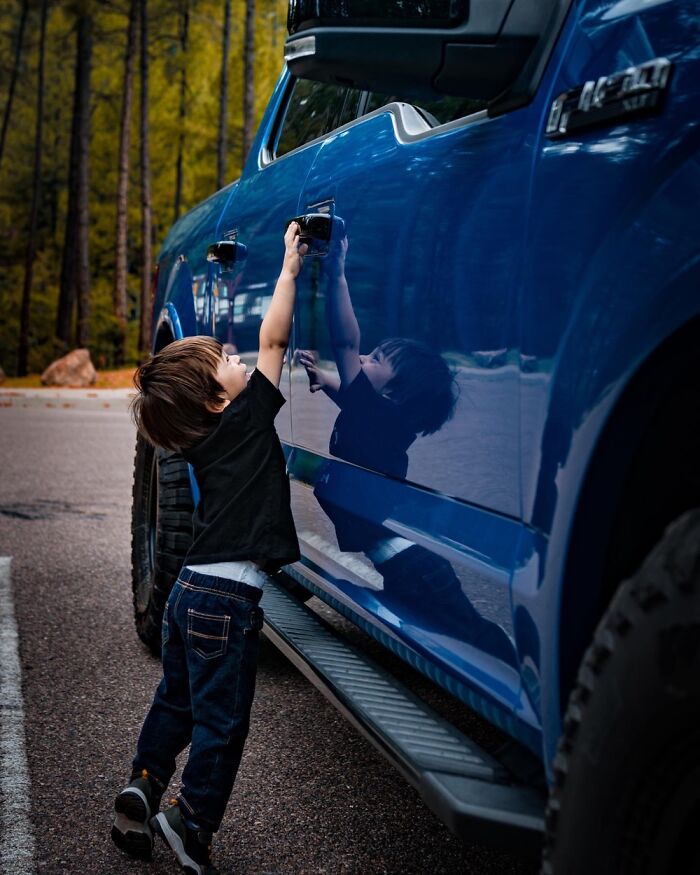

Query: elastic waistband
<box><xmin>178</xmin><ymin>566</ymin><xmax>264</xmax><ymax>604</ymax></box>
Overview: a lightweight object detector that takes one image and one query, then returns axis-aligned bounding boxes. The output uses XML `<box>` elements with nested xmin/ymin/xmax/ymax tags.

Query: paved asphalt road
<box><xmin>0</xmin><ymin>394</ymin><xmax>539</xmax><ymax>875</ymax></box>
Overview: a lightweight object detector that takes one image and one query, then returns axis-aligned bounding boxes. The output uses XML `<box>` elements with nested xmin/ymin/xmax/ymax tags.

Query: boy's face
<box><xmin>214</xmin><ymin>350</ymin><xmax>250</xmax><ymax>405</ymax></box>
<box><xmin>360</xmin><ymin>347</ymin><xmax>396</xmax><ymax>397</ymax></box>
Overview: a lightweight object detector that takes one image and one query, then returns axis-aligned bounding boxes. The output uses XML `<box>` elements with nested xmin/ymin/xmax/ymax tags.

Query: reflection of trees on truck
<box><xmin>210</xmin><ymin>272</ymin><xmax>272</xmax><ymax>353</ymax></box>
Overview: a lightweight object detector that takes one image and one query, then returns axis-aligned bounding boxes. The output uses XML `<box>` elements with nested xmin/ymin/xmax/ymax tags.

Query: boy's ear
<box><xmin>205</xmin><ymin>397</ymin><xmax>228</xmax><ymax>413</ymax></box>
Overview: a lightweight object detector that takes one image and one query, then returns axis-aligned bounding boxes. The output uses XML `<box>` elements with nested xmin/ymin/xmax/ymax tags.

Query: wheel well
<box><xmin>559</xmin><ymin>317</ymin><xmax>700</xmax><ymax>709</ymax></box>
<box><xmin>154</xmin><ymin>322</ymin><xmax>175</xmax><ymax>353</ymax></box>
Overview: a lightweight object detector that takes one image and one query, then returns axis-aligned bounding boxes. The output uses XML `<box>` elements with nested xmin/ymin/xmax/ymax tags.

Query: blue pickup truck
<box><xmin>130</xmin><ymin>1</ymin><xmax>700</xmax><ymax>871</ymax></box>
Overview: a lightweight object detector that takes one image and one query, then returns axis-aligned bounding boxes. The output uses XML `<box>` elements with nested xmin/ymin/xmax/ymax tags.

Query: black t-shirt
<box><xmin>314</xmin><ymin>369</ymin><xmax>417</xmax><ymax>552</ymax></box>
<box><xmin>181</xmin><ymin>368</ymin><xmax>300</xmax><ymax>571</ymax></box>
<box><xmin>328</xmin><ymin>369</ymin><xmax>415</xmax><ymax>479</ymax></box>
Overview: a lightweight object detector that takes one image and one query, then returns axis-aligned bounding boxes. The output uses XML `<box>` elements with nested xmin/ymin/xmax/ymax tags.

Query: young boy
<box><xmin>111</xmin><ymin>223</ymin><xmax>306</xmax><ymax>874</ymax></box>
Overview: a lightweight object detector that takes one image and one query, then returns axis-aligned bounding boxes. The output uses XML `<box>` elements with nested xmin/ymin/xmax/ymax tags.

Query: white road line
<box><xmin>0</xmin><ymin>557</ymin><xmax>36</xmax><ymax>874</ymax></box>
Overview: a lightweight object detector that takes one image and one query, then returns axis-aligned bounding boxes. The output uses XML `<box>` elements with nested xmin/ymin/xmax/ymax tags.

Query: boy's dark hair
<box><xmin>378</xmin><ymin>337</ymin><xmax>458</xmax><ymax>436</ymax></box>
<box><xmin>130</xmin><ymin>336</ymin><xmax>226</xmax><ymax>451</ymax></box>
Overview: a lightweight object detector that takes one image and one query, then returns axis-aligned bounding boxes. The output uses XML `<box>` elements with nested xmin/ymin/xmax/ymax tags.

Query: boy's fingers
<box><xmin>298</xmin><ymin>242</ymin><xmax>309</xmax><ymax>256</ymax></box>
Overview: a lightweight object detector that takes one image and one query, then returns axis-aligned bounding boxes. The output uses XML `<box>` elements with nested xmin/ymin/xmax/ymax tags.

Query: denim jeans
<box><xmin>132</xmin><ymin>566</ymin><xmax>264</xmax><ymax>831</ymax></box>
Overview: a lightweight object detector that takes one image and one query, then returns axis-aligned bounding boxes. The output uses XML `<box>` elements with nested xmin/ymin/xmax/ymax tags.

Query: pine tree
<box><xmin>217</xmin><ymin>0</ymin><xmax>231</xmax><ymax>191</ymax></box>
<box><xmin>138</xmin><ymin>0</ymin><xmax>153</xmax><ymax>360</ymax></box>
<box><xmin>242</xmin><ymin>0</ymin><xmax>255</xmax><ymax>165</ymax></box>
<box><xmin>0</xmin><ymin>0</ymin><xmax>28</xmax><ymax>167</ymax></box>
<box><xmin>173</xmin><ymin>0</ymin><xmax>189</xmax><ymax>223</ymax></box>
<box><xmin>74</xmin><ymin>9</ymin><xmax>93</xmax><ymax>348</ymax></box>
<box><xmin>56</xmin><ymin>7</ymin><xmax>90</xmax><ymax>353</ymax></box>
<box><xmin>113</xmin><ymin>0</ymin><xmax>139</xmax><ymax>366</ymax></box>
<box><xmin>17</xmin><ymin>0</ymin><xmax>48</xmax><ymax>376</ymax></box>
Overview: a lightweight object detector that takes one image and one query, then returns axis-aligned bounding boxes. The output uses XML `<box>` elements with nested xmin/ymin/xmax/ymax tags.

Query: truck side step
<box><xmin>260</xmin><ymin>576</ymin><xmax>545</xmax><ymax>856</ymax></box>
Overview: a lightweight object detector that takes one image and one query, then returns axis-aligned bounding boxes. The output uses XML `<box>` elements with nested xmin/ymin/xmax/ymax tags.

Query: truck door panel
<box><xmin>289</xmin><ymin>99</ymin><xmax>532</xmax><ymax>714</ymax></box>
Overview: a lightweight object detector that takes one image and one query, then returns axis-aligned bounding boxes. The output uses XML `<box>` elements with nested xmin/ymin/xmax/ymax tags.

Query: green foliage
<box><xmin>0</xmin><ymin>0</ymin><xmax>287</xmax><ymax>375</ymax></box>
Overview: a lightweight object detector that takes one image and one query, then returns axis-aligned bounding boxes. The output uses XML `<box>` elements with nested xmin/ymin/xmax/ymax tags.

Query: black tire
<box><xmin>131</xmin><ymin>433</ymin><xmax>194</xmax><ymax>654</ymax></box>
<box><xmin>543</xmin><ymin>509</ymin><xmax>700</xmax><ymax>875</ymax></box>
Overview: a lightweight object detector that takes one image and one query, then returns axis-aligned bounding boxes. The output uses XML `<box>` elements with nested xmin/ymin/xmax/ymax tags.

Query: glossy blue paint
<box><xmin>287</xmin><ymin>70</ymin><xmax>533</xmax><ymax>747</ymax></box>
<box><xmin>155</xmin><ymin>0</ymin><xmax>700</xmax><ymax>777</ymax></box>
<box><xmin>517</xmin><ymin>0</ymin><xmax>700</xmax><ymax>771</ymax></box>
<box><xmin>287</xmin><ymin>445</ymin><xmax>523</xmax><ymax>708</ymax></box>
<box><xmin>155</xmin><ymin>182</ymin><xmax>239</xmax><ymax>341</ymax></box>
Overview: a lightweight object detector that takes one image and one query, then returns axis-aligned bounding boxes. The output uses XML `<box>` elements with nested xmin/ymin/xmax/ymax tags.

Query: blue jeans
<box><xmin>132</xmin><ymin>566</ymin><xmax>264</xmax><ymax>831</ymax></box>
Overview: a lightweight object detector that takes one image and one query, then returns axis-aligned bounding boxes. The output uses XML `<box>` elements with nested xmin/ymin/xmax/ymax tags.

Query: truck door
<box><xmin>289</xmin><ymin>92</ymin><xmax>531</xmax><ymax>716</ymax></box>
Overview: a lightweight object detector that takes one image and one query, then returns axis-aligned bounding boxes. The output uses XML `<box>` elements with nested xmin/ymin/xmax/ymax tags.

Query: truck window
<box><xmin>275</xmin><ymin>79</ymin><xmax>361</xmax><ymax>158</ymax></box>
<box><xmin>365</xmin><ymin>91</ymin><xmax>487</xmax><ymax>126</ymax></box>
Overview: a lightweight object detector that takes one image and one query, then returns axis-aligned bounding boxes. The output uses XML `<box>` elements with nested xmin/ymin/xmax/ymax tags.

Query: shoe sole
<box><xmin>152</xmin><ymin>811</ymin><xmax>204</xmax><ymax>874</ymax></box>
<box><xmin>111</xmin><ymin>787</ymin><xmax>153</xmax><ymax>860</ymax></box>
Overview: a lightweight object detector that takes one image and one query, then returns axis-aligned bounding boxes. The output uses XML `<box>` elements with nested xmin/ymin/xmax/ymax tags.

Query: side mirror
<box><xmin>285</xmin><ymin>0</ymin><xmax>572</xmax><ymax>115</ymax></box>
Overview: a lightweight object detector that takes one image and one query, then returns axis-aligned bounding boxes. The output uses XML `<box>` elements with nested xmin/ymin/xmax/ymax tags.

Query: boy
<box><xmin>111</xmin><ymin>223</ymin><xmax>306</xmax><ymax>874</ymax></box>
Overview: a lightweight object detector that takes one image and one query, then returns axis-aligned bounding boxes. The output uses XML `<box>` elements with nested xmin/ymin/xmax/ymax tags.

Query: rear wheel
<box><xmin>131</xmin><ymin>434</ymin><xmax>193</xmax><ymax>654</ymax></box>
<box><xmin>543</xmin><ymin>509</ymin><xmax>700</xmax><ymax>874</ymax></box>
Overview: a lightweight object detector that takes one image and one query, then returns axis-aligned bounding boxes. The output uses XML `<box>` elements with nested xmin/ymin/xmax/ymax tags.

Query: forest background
<box><xmin>0</xmin><ymin>0</ymin><xmax>287</xmax><ymax>377</ymax></box>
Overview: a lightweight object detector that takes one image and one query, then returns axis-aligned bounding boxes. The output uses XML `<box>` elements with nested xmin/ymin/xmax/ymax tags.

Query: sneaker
<box><xmin>111</xmin><ymin>768</ymin><xmax>163</xmax><ymax>860</ymax></box>
<box><xmin>152</xmin><ymin>800</ymin><xmax>219</xmax><ymax>874</ymax></box>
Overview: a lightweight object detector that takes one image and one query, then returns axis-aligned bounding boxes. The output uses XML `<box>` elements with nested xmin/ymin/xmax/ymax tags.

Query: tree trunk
<box><xmin>242</xmin><ymin>0</ymin><xmax>255</xmax><ymax>165</ymax></box>
<box><xmin>17</xmin><ymin>0</ymin><xmax>48</xmax><ymax>376</ymax></box>
<box><xmin>216</xmin><ymin>0</ymin><xmax>231</xmax><ymax>191</ymax></box>
<box><xmin>113</xmin><ymin>0</ymin><xmax>139</xmax><ymax>366</ymax></box>
<box><xmin>173</xmin><ymin>0</ymin><xmax>189</xmax><ymax>224</ymax></box>
<box><xmin>55</xmin><ymin>13</ymin><xmax>83</xmax><ymax>352</ymax></box>
<box><xmin>138</xmin><ymin>0</ymin><xmax>153</xmax><ymax>360</ymax></box>
<box><xmin>0</xmin><ymin>0</ymin><xmax>28</xmax><ymax>167</ymax></box>
<box><xmin>75</xmin><ymin>12</ymin><xmax>93</xmax><ymax>348</ymax></box>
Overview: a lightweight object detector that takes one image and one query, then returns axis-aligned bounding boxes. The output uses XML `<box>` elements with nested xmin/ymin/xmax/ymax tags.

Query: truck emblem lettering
<box><xmin>546</xmin><ymin>57</ymin><xmax>671</xmax><ymax>139</ymax></box>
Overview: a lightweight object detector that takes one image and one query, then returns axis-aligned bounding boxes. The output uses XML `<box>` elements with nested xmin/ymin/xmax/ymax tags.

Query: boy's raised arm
<box><xmin>325</xmin><ymin>236</ymin><xmax>361</xmax><ymax>387</ymax></box>
<box><xmin>257</xmin><ymin>223</ymin><xmax>306</xmax><ymax>387</ymax></box>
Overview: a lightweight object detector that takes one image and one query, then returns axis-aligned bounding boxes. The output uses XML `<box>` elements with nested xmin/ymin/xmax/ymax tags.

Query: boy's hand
<box><xmin>295</xmin><ymin>349</ymin><xmax>327</xmax><ymax>393</ymax></box>
<box><xmin>282</xmin><ymin>222</ymin><xmax>308</xmax><ymax>278</ymax></box>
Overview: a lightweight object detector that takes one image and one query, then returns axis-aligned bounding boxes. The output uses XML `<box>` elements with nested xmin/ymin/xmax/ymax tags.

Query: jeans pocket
<box><xmin>187</xmin><ymin>609</ymin><xmax>231</xmax><ymax>659</ymax></box>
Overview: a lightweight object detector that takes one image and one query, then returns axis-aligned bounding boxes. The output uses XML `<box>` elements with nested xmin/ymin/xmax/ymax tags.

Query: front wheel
<box><xmin>131</xmin><ymin>434</ymin><xmax>193</xmax><ymax>654</ymax></box>
<box><xmin>543</xmin><ymin>509</ymin><xmax>700</xmax><ymax>874</ymax></box>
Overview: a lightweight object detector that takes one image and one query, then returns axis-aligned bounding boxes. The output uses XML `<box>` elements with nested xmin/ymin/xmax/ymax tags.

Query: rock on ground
<box><xmin>40</xmin><ymin>348</ymin><xmax>97</xmax><ymax>387</ymax></box>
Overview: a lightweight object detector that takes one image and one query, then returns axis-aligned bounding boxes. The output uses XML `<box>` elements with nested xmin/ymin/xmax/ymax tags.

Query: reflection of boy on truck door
<box><xmin>297</xmin><ymin>232</ymin><xmax>516</xmax><ymax>666</ymax></box>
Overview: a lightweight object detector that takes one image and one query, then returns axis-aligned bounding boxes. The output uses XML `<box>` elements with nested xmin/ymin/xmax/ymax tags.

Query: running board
<box><xmin>260</xmin><ymin>575</ymin><xmax>545</xmax><ymax>856</ymax></box>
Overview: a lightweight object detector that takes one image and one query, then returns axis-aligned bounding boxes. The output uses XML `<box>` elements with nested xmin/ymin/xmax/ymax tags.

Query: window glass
<box><xmin>276</xmin><ymin>79</ymin><xmax>357</xmax><ymax>158</ymax></box>
<box><xmin>336</xmin><ymin>88</ymin><xmax>364</xmax><ymax>129</ymax></box>
<box><xmin>365</xmin><ymin>91</ymin><xmax>487</xmax><ymax>127</ymax></box>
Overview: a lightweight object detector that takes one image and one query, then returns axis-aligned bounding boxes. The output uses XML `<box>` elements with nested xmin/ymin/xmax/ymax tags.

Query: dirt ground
<box><xmin>2</xmin><ymin>367</ymin><xmax>136</xmax><ymax>390</ymax></box>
